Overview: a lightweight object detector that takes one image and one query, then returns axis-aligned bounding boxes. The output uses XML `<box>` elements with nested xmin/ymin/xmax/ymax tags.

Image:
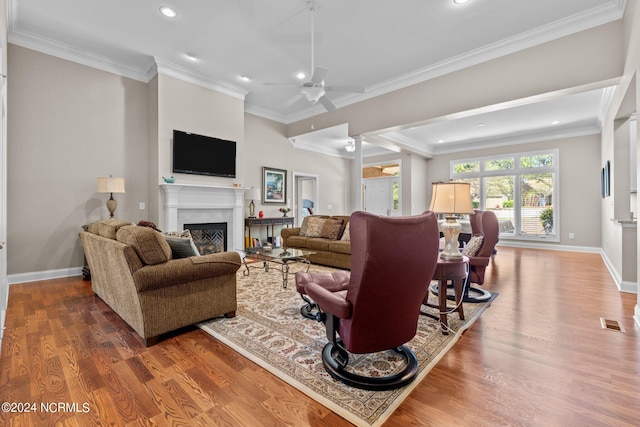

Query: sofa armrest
<box><xmin>132</xmin><ymin>251</ymin><xmax>241</xmax><ymax>292</ymax></box>
<box><xmin>281</xmin><ymin>227</ymin><xmax>301</xmax><ymax>247</ymax></box>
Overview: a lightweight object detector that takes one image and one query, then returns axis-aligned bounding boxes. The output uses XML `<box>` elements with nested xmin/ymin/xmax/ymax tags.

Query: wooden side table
<box><xmin>422</xmin><ymin>256</ymin><xmax>468</xmax><ymax>334</ymax></box>
<box><xmin>244</xmin><ymin>216</ymin><xmax>294</xmax><ymax>248</ymax></box>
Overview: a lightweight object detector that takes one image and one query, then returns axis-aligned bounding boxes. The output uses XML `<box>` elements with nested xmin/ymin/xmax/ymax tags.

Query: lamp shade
<box><xmin>245</xmin><ymin>187</ymin><xmax>260</xmax><ymax>200</ymax></box>
<box><xmin>97</xmin><ymin>176</ymin><xmax>125</xmax><ymax>193</ymax></box>
<box><xmin>429</xmin><ymin>181</ymin><xmax>473</xmax><ymax>214</ymax></box>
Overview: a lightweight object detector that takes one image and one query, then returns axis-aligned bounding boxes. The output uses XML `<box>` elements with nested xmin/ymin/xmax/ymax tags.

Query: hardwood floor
<box><xmin>1</xmin><ymin>247</ymin><xmax>638</xmax><ymax>426</ymax></box>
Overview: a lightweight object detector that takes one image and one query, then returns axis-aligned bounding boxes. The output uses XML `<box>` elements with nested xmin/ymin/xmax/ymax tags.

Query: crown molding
<box><xmin>9</xmin><ymin>28</ymin><xmax>153</xmax><ymax>82</ymax></box>
<box><xmin>154</xmin><ymin>59</ymin><xmax>248</xmax><ymax>100</ymax></box>
<box><xmin>433</xmin><ymin>122</ymin><xmax>602</xmax><ymax>156</ymax></box>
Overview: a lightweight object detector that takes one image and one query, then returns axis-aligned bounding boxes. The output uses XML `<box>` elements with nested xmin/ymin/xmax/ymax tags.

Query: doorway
<box><xmin>293</xmin><ymin>172</ymin><xmax>319</xmax><ymax>227</ymax></box>
<box><xmin>363</xmin><ymin>162</ymin><xmax>401</xmax><ymax>216</ymax></box>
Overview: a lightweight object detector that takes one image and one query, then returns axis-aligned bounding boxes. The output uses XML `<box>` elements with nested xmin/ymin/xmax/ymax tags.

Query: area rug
<box><xmin>199</xmin><ymin>263</ymin><xmax>495</xmax><ymax>426</ymax></box>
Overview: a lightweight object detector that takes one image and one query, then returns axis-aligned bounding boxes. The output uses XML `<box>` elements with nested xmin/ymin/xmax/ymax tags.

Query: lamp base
<box><xmin>106</xmin><ymin>194</ymin><xmax>117</xmax><ymax>219</ymax></box>
<box><xmin>440</xmin><ymin>216</ymin><xmax>462</xmax><ymax>260</ymax></box>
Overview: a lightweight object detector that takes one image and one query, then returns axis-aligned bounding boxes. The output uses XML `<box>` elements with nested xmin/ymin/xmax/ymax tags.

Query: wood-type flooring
<box><xmin>0</xmin><ymin>247</ymin><xmax>638</xmax><ymax>426</ymax></box>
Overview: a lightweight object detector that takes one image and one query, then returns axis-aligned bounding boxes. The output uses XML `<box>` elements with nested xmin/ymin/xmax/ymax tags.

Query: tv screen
<box><xmin>172</xmin><ymin>130</ymin><xmax>236</xmax><ymax>178</ymax></box>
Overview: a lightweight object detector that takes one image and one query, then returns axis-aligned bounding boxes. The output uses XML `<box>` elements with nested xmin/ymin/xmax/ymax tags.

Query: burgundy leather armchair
<box><xmin>295</xmin><ymin>211</ymin><xmax>440</xmax><ymax>390</ymax></box>
<box><xmin>464</xmin><ymin>209</ymin><xmax>499</xmax><ymax>301</ymax></box>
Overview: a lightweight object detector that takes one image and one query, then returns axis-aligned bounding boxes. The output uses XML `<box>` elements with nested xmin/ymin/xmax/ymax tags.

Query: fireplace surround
<box><xmin>161</xmin><ymin>184</ymin><xmax>246</xmax><ymax>252</ymax></box>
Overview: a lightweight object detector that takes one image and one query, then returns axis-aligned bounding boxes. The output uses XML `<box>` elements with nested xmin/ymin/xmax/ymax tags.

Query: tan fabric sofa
<box><xmin>80</xmin><ymin>220</ymin><xmax>241</xmax><ymax>345</ymax></box>
<box><xmin>281</xmin><ymin>215</ymin><xmax>351</xmax><ymax>269</ymax></box>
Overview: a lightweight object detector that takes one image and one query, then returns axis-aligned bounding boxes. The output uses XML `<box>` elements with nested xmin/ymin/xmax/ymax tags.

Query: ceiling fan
<box><xmin>264</xmin><ymin>0</ymin><xmax>365</xmax><ymax>112</ymax></box>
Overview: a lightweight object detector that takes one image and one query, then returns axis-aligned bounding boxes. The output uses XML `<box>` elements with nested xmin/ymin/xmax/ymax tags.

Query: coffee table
<box><xmin>241</xmin><ymin>247</ymin><xmax>316</xmax><ymax>288</ymax></box>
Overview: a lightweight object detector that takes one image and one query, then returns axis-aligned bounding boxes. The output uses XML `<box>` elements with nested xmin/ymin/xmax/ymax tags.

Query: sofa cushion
<box><xmin>328</xmin><ymin>240</ymin><xmax>351</xmax><ymax>255</ymax></box>
<box><xmin>319</xmin><ymin>218</ymin><xmax>344</xmax><ymax>240</ymax></box>
<box><xmin>286</xmin><ymin>235</ymin><xmax>309</xmax><ymax>248</ymax></box>
<box><xmin>89</xmin><ymin>219</ymin><xmax>133</xmax><ymax>239</ymax></box>
<box><xmin>306</xmin><ymin>238</ymin><xmax>331</xmax><ymax>251</ymax></box>
<box><xmin>117</xmin><ymin>225</ymin><xmax>172</xmax><ymax>265</ymax></box>
<box><xmin>302</xmin><ymin>217</ymin><xmax>326</xmax><ymax>237</ymax></box>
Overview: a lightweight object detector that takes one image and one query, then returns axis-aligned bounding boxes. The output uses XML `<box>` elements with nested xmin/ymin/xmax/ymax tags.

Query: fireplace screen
<box><xmin>184</xmin><ymin>223</ymin><xmax>227</xmax><ymax>255</ymax></box>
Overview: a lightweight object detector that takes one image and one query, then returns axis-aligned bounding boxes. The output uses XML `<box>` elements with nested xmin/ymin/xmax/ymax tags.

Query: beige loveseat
<box><xmin>281</xmin><ymin>215</ymin><xmax>351</xmax><ymax>269</ymax></box>
<box><xmin>80</xmin><ymin>220</ymin><xmax>241</xmax><ymax>345</ymax></box>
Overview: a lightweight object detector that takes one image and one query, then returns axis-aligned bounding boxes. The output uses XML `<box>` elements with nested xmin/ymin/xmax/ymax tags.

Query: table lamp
<box><xmin>245</xmin><ymin>187</ymin><xmax>261</xmax><ymax>218</ymax></box>
<box><xmin>97</xmin><ymin>175</ymin><xmax>126</xmax><ymax>219</ymax></box>
<box><xmin>429</xmin><ymin>180</ymin><xmax>473</xmax><ymax>260</ymax></box>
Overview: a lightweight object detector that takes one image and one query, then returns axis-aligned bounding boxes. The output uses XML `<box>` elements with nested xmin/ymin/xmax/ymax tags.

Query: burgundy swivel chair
<box><xmin>295</xmin><ymin>211</ymin><xmax>440</xmax><ymax>390</ymax></box>
<box><xmin>463</xmin><ymin>209</ymin><xmax>499</xmax><ymax>302</ymax></box>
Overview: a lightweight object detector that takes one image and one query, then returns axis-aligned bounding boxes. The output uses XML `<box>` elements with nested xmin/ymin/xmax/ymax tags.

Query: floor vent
<box><xmin>600</xmin><ymin>318</ymin><xmax>625</xmax><ymax>333</ymax></box>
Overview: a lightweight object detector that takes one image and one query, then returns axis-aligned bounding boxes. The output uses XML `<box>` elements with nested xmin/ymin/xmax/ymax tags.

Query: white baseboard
<box><xmin>8</xmin><ymin>267</ymin><xmax>83</xmax><ymax>285</ymax></box>
<box><xmin>496</xmin><ymin>240</ymin><xmax>601</xmax><ymax>253</ymax></box>
<box><xmin>600</xmin><ymin>250</ymin><xmax>638</xmax><ymax>294</ymax></box>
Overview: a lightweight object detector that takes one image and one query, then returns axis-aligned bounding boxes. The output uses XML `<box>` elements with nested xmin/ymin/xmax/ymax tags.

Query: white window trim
<box><xmin>450</xmin><ymin>149</ymin><xmax>560</xmax><ymax>242</ymax></box>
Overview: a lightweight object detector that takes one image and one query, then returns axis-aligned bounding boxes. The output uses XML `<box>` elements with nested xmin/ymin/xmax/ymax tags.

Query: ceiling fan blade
<box><xmin>325</xmin><ymin>85</ymin><xmax>365</xmax><ymax>93</ymax></box>
<box><xmin>263</xmin><ymin>82</ymin><xmax>299</xmax><ymax>87</ymax></box>
<box><xmin>318</xmin><ymin>95</ymin><xmax>336</xmax><ymax>112</ymax></box>
<box><xmin>280</xmin><ymin>93</ymin><xmax>304</xmax><ymax>109</ymax></box>
<box><xmin>311</xmin><ymin>66</ymin><xmax>329</xmax><ymax>84</ymax></box>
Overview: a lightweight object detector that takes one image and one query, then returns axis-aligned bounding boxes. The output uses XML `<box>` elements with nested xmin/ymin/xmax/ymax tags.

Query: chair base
<box><xmin>300</xmin><ymin>294</ymin><xmax>319</xmax><ymax>320</ymax></box>
<box><xmin>429</xmin><ymin>282</ymin><xmax>492</xmax><ymax>303</ymax></box>
<box><xmin>321</xmin><ymin>342</ymin><xmax>419</xmax><ymax>391</ymax></box>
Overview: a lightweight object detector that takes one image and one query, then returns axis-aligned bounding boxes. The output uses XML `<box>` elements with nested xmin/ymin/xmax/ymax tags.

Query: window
<box><xmin>451</xmin><ymin>150</ymin><xmax>558</xmax><ymax>241</ymax></box>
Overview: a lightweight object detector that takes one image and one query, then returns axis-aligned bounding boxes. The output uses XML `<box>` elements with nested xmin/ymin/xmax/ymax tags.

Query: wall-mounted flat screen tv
<box><xmin>172</xmin><ymin>129</ymin><xmax>236</xmax><ymax>178</ymax></box>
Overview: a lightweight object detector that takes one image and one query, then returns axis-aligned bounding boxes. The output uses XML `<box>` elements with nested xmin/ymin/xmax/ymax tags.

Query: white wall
<box><xmin>7</xmin><ymin>45</ymin><xmax>149</xmax><ymax>276</ymax></box>
<box><xmin>244</xmin><ymin>113</ymin><xmax>350</xmax><ymax>220</ymax></box>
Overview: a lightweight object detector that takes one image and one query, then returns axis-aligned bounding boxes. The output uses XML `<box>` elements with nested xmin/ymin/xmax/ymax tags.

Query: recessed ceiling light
<box><xmin>477</xmin><ymin>123</ymin><xmax>486</xmax><ymax>127</ymax></box>
<box><xmin>185</xmin><ymin>53</ymin><xmax>199</xmax><ymax>61</ymax></box>
<box><xmin>159</xmin><ymin>6</ymin><xmax>178</xmax><ymax>18</ymax></box>
<box><xmin>551</xmin><ymin>120</ymin><xmax>560</xmax><ymax>125</ymax></box>
<box><xmin>296</xmin><ymin>72</ymin><xmax>306</xmax><ymax>80</ymax></box>
<box><xmin>239</xmin><ymin>75</ymin><xmax>251</xmax><ymax>82</ymax></box>
<box><xmin>438</xmin><ymin>139</ymin><xmax>445</xmax><ymax>143</ymax></box>
<box><xmin>454</xmin><ymin>0</ymin><xmax>470</xmax><ymax>4</ymax></box>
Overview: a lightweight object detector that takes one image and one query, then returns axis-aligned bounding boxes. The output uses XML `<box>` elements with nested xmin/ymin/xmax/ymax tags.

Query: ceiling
<box><xmin>8</xmin><ymin>0</ymin><xmax>627</xmax><ymax>158</ymax></box>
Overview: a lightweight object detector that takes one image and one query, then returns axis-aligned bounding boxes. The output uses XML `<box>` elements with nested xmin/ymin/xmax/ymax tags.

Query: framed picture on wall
<box><xmin>605</xmin><ymin>160</ymin><xmax>611</xmax><ymax>197</ymax></box>
<box><xmin>262</xmin><ymin>167</ymin><xmax>287</xmax><ymax>204</ymax></box>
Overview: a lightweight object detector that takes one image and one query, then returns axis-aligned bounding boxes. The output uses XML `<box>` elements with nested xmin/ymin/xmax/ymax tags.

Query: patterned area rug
<box><xmin>199</xmin><ymin>263</ymin><xmax>494</xmax><ymax>426</ymax></box>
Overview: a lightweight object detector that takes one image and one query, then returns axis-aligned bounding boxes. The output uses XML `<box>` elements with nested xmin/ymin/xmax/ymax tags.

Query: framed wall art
<box><xmin>262</xmin><ymin>166</ymin><xmax>287</xmax><ymax>204</ymax></box>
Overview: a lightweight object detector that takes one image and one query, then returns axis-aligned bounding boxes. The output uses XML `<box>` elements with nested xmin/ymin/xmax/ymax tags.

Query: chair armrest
<box><xmin>305</xmin><ymin>282</ymin><xmax>351</xmax><ymax>319</ymax></box>
<box><xmin>133</xmin><ymin>252</ymin><xmax>241</xmax><ymax>292</ymax></box>
<box><xmin>468</xmin><ymin>256</ymin><xmax>490</xmax><ymax>268</ymax></box>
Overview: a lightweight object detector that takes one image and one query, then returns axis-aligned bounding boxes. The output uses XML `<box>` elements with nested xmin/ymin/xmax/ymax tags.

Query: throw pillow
<box><xmin>304</xmin><ymin>217</ymin><xmax>327</xmax><ymax>237</ymax></box>
<box><xmin>340</xmin><ymin>222</ymin><xmax>350</xmax><ymax>241</ymax></box>
<box><xmin>164</xmin><ymin>230</ymin><xmax>200</xmax><ymax>258</ymax></box>
<box><xmin>462</xmin><ymin>235</ymin><xmax>484</xmax><ymax>256</ymax></box>
<box><xmin>299</xmin><ymin>216</ymin><xmax>312</xmax><ymax>236</ymax></box>
<box><xmin>164</xmin><ymin>235</ymin><xmax>200</xmax><ymax>258</ymax></box>
<box><xmin>320</xmin><ymin>218</ymin><xmax>344</xmax><ymax>240</ymax></box>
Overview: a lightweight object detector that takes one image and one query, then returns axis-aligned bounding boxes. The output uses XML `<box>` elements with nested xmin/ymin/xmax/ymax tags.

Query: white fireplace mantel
<box><xmin>161</xmin><ymin>184</ymin><xmax>247</xmax><ymax>251</ymax></box>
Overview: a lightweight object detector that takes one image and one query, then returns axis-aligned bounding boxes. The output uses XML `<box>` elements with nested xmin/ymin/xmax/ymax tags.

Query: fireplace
<box><xmin>185</xmin><ymin>222</ymin><xmax>227</xmax><ymax>255</ymax></box>
<box><xmin>161</xmin><ymin>184</ymin><xmax>246</xmax><ymax>252</ymax></box>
